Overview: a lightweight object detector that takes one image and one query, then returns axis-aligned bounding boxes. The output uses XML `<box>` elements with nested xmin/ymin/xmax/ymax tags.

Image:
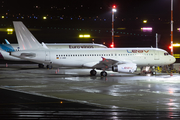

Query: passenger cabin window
<box><xmin>164</xmin><ymin>53</ymin><xmax>169</xmax><ymax>56</ymax></box>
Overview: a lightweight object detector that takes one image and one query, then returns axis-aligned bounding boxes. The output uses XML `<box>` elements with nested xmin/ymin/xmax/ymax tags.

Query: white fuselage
<box><xmin>0</xmin><ymin>43</ymin><xmax>107</xmax><ymax>61</ymax></box>
<box><xmin>11</xmin><ymin>48</ymin><xmax>176</xmax><ymax>68</ymax></box>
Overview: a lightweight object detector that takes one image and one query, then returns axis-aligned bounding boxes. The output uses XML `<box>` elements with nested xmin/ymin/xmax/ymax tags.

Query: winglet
<box><xmin>13</xmin><ymin>21</ymin><xmax>44</xmax><ymax>50</ymax></box>
<box><xmin>102</xmin><ymin>57</ymin><xmax>106</xmax><ymax>61</ymax></box>
<box><xmin>5</xmin><ymin>39</ymin><xmax>10</xmax><ymax>44</ymax></box>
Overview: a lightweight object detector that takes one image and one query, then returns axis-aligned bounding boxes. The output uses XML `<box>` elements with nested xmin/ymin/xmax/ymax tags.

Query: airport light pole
<box><xmin>170</xmin><ymin>0</ymin><xmax>174</xmax><ymax>55</ymax></box>
<box><xmin>111</xmin><ymin>5</ymin><xmax>116</xmax><ymax>48</ymax></box>
<box><xmin>156</xmin><ymin>33</ymin><xmax>158</xmax><ymax>48</ymax></box>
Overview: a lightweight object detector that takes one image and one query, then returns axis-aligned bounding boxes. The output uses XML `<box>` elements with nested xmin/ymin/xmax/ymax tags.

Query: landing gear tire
<box><xmin>46</xmin><ymin>65</ymin><xmax>52</xmax><ymax>69</ymax></box>
<box><xmin>101</xmin><ymin>71</ymin><xmax>107</xmax><ymax>77</ymax></box>
<box><xmin>152</xmin><ymin>71</ymin><xmax>156</xmax><ymax>75</ymax></box>
<box><xmin>90</xmin><ymin>69</ymin><xmax>97</xmax><ymax>76</ymax></box>
<box><xmin>38</xmin><ymin>64</ymin><xmax>44</xmax><ymax>68</ymax></box>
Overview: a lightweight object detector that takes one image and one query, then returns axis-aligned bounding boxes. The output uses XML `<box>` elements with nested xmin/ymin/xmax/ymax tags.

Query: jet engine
<box><xmin>112</xmin><ymin>63</ymin><xmax>137</xmax><ymax>73</ymax></box>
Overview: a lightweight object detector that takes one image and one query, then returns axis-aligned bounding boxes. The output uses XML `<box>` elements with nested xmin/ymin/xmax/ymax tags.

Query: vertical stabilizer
<box><xmin>13</xmin><ymin>21</ymin><xmax>44</xmax><ymax>50</ymax></box>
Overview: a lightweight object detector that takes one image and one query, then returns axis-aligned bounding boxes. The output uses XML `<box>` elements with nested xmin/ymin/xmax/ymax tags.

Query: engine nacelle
<box><xmin>112</xmin><ymin>63</ymin><xmax>137</xmax><ymax>73</ymax></box>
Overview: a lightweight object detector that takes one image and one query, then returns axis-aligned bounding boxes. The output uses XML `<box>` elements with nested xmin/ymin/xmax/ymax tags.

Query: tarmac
<box><xmin>1</xmin><ymin>64</ymin><xmax>180</xmax><ymax>119</ymax></box>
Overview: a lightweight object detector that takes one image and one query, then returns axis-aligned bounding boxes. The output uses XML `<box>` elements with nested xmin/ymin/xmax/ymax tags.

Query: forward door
<box><xmin>154</xmin><ymin>51</ymin><xmax>159</xmax><ymax>60</ymax></box>
<box><xmin>45</xmin><ymin>51</ymin><xmax>50</xmax><ymax>61</ymax></box>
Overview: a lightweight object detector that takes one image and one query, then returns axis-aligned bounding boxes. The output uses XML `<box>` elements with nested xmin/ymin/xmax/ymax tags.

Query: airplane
<box><xmin>0</xmin><ymin>40</ymin><xmax>107</xmax><ymax>68</ymax></box>
<box><xmin>10</xmin><ymin>21</ymin><xmax>176</xmax><ymax>76</ymax></box>
<box><xmin>0</xmin><ymin>42</ymin><xmax>107</xmax><ymax>60</ymax></box>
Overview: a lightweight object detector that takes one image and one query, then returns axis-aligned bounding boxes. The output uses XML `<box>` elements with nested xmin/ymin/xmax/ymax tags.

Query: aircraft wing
<box><xmin>83</xmin><ymin>57</ymin><xmax>131</xmax><ymax>69</ymax></box>
<box><xmin>83</xmin><ymin>57</ymin><xmax>137</xmax><ymax>73</ymax></box>
<box><xmin>93</xmin><ymin>57</ymin><xmax>118</xmax><ymax>68</ymax></box>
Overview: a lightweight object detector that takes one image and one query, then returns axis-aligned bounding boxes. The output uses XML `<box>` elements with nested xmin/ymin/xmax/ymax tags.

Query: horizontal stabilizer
<box><xmin>10</xmin><ymin>51</ymin><xmax>36</xmax><ymax>58</ymax></box>
<box><xmin>20</xmin><ymin>53</ymin><xmax>36</xmax><ymax>58</ymax></box>
<box><xmin>13</xmin><ymin>21</ymin><xmax>44</xmax><ymax>50</ymax></box>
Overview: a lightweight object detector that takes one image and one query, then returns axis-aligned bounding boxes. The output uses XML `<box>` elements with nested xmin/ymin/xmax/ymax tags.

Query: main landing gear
<box><xmin>100</xmin><ymin>71</ymin><xmax>107</xmax><ymax>77</ymax></box>
<box><xmin>38</xmin><ymin>64</ymin><xmax>44</xmax><ymax>68</ymax></box>
<box><xmin>46</xmin><ymin>65</ymin><xmax>52</xmax><ymax>69</ymax></box>
<box><xmin>90</xmin><ymin>69</ymin><xmax>107</xmax><ymax>77</ymax></box>
<box><xmin>90</xmin><ymin>69</ymin><xmax>97</xmax><ymax>76</ymax></box>
<box><xmin>38</xmin><ymin>64</ymin><xmax>52</xmax><ymax>69</ymax></box>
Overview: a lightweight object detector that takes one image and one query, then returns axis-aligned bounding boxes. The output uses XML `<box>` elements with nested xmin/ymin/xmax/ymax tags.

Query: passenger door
<box><xmin>45</xmin><ymin>51</ymin><xmax>50</xmax><ymax>61</ymax></box>
<box><xmin>154</xmin><ymin>51</ymin><xmax>159</xmax><ymax>60</ymax></box>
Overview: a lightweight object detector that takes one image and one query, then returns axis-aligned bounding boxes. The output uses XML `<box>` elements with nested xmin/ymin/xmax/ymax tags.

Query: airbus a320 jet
<box><xmin>10</xmin><ymin>21</ymin><xmax>176</xmax><ymax>76</ymax></box>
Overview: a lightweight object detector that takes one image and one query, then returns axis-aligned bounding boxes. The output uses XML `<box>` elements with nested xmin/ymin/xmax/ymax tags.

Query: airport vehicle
<box><xmin>10</xmin><ymin>21</ymin><xmax>176</xmax><ymax>76</ymax></box>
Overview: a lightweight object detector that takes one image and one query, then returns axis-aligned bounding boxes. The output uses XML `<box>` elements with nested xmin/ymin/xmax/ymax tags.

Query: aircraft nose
<box><xmin>170</xmin><ymin>55</ymin><xmax>176</xmax><ymax>64</ymax></box>
<box><xmin>173</xmin><ymin>56</ymin><xmax>176</xmax><ymax>63</ymax></box>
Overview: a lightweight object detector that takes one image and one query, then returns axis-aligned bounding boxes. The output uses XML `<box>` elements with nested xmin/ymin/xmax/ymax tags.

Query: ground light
<box><xmin>143</xmin><ymin>20</ymin><xmax>147</xmax><ymax>23</ymax></box>
<box><xmin>43</xmin><ymin>16</ymin><xmax>47</xmax><ymax>19</ymax></box>
<box><xmin>141</xmin><ymin>27</ymin><xmax>152</xmax><ymax>32</ymax></box>
<box><xmin>79</xmin><ymin>34</ymin><xmax>90</xmax><ymax>38</ymax></box>
<box><xmin>110</xmin><ymin>44</ymin><xmax>114</xmax><ymax>48</ymax></box>
<box><xmin>7</xmin><ymin>28</ymin><xmax>13</xmax><ymax>34</ymax></box>
<box><xmin>169</xmin><ymin>43</ymin><xmax>180</xmax><ymax>58</ymax></box>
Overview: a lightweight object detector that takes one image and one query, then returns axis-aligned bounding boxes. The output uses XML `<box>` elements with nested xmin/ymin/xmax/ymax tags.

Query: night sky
<box><xmin>2</xmin><ymin>0</ymin><xmax>179</xmax><ymax>17</ymax></box>
<box><xmin>0</xmin><ymin>0</ymin><xmax>180</xmax><ymax>50</ymax></box>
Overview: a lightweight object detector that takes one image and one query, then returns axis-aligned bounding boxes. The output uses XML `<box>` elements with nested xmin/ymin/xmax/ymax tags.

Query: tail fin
<box><xmin>13</xmin><ymin>21</ymin><xmax>45</xmax><ymax>50</ymax></box>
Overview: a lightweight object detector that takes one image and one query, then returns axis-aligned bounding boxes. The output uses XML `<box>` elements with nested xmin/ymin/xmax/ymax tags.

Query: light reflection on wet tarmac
<box><xmin>1</xmin><ymin>64</ymin><xmax>180</xmax><ymax>111</ymax></box>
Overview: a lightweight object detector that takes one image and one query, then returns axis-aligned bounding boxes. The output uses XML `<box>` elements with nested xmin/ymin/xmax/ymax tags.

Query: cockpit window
<box><xmin>164</xmin><ymin>53</ymin><xmax>169</xmax><ymax>56</ymax></box>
